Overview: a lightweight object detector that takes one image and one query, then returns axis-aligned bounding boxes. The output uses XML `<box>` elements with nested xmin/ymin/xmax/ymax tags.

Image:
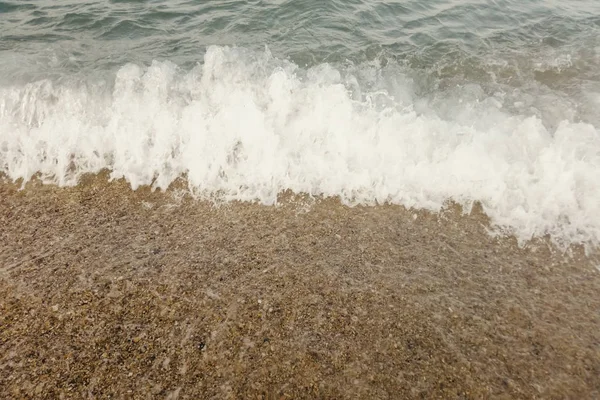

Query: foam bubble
<box><xmin>1</xmin><ymin>46</ymin><xmax>599</xmax><ymax>248</ymax></box>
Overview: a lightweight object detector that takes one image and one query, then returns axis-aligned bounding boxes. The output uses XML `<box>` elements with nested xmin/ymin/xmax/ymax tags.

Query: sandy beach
<box><xmin>1</xmin><ymin>175</ymin><xmax>599</xmax><ymax>399</ymax></box>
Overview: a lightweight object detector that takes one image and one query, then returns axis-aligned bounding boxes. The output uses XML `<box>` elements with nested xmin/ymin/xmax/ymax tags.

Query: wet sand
<box><xmin>1</xmin><ymin>175</ymin><xmax>599</xmax><ymax>399</ymax></box>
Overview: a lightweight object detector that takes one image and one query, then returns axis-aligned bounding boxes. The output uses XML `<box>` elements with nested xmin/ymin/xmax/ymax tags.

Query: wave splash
<box><xmin>1</xmin><ymin>46</ymin><xmax>599</xmax><ymax>248</ymax></box>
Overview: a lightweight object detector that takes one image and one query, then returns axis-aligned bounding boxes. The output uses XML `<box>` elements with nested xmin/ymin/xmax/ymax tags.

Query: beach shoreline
<box><xmin>1</xmin><ymin>176</ymin><xmax>599</xmax><ymax>398</ymax></box>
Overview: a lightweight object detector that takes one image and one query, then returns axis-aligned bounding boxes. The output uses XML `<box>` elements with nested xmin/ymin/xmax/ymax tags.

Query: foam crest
<box><xmin>1</xmin><ymin>46</ymin><xmax>599</xmax><ymax>248</ymax></box>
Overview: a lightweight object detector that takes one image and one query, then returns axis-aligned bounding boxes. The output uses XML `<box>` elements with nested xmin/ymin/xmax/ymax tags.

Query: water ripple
<box><xmin>0</xmin><ymin>0</ymin><xmax>598</xmax><ymax>90</ymax></box>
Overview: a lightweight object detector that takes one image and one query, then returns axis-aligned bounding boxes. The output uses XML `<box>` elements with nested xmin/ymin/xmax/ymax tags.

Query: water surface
<box><xmin>1</xmin><ymin>0</ymin><xmax>599</xmax><ymax>247</ymax></box>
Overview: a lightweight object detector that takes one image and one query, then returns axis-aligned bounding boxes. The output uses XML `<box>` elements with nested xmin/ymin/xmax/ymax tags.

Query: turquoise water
<box><xmin>2</xmin><ymin>1</ymin><xmax>599</xmax><ymax>79</ymax></box>
<box><xmin>1</xmin><ymin>0</ymin><xmax>600</xmax><ymax>247</ymax></box>
<box><xmin>1</xmin><ymin>1</ymin><xmax>599</xmax><ymax>125</ymax></box>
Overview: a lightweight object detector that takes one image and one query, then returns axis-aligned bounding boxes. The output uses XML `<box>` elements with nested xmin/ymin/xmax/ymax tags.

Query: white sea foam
<box><xmin>1</xmin><ymin>46</ymin><xmax>599</xmax><ymax>248</ymax></box>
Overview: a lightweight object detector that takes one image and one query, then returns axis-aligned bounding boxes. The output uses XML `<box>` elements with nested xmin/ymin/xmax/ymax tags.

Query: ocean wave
<box><xmin>1</xmin><ymin>46</ymin><xmax>599</xmax><ymax>248</ymax></box>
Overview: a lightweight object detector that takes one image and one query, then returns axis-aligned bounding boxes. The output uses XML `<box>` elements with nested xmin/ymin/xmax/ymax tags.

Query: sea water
<box><xmin>1</xmin><ymin>0</ymin><xmax>599</xmax><ymax>247</ymax></box>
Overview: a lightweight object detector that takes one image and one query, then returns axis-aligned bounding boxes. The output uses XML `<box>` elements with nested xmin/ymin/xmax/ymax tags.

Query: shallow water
<box><xmin>1</xmin><ymin>0</ymin><xmax>599</xmax><ymax>247</ymax></box>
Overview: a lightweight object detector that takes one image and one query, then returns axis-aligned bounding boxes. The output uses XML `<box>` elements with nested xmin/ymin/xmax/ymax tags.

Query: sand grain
<box><xmin>1</xmin><ymin>177</ymin><xmax>599</xmax><ymax>399</ymax></box>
